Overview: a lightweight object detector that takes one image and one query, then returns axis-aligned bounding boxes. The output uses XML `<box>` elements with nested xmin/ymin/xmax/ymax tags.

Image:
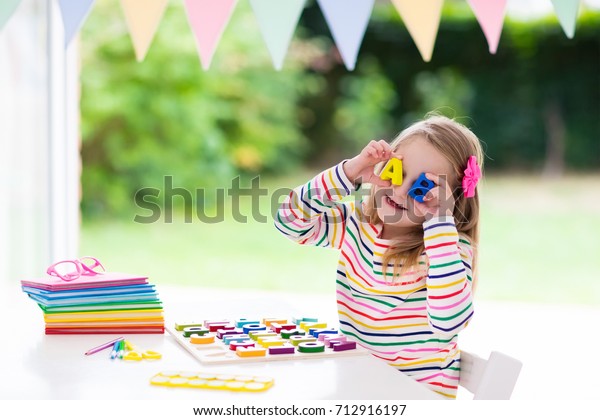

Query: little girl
<box><xmin>274</xmin><ymin>114</ymin><xmax>483</xmax><ymax>399</ymax></box>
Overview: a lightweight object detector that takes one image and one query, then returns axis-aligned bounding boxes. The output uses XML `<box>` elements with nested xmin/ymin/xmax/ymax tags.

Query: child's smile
<box><xmin>384</xmin><ymin>194</ymin><xmax>407</xmax><ymax>211</ymax></box>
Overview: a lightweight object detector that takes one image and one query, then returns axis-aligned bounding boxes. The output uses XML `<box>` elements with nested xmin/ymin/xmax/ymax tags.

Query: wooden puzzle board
<box><xmin>166</xmin><ymin>318</ymin><xmax>369</xmax><ymax>365</ymax></box>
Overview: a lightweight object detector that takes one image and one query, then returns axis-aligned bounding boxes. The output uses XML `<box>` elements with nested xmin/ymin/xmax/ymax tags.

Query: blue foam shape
<box><xmin>310</xmin><ymin>328</ymin><xmax>339</xmax><ymax>337</ymax></box>
<box><xmin>408</xmin><ymin>173</ymin><xmax>435</xmax><ymax>203</ymax></box>
<box><xmin>242</xmin><ymin>324</ymin><xmax>267</xmax><ymax>334</ymax></box>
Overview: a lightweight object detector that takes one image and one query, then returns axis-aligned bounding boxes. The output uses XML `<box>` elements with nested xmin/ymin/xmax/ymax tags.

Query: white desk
<box><xmin>0</xmin><ymin>284</ymin><xmax>440</xmax><ymax>400</ymax></box>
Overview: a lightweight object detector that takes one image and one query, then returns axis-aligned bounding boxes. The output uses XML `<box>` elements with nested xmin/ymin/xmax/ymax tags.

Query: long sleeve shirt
<box><xmin>274</xmin><ymin>161</ymin><xmax>474</xmax><ymax>399</ymax></box>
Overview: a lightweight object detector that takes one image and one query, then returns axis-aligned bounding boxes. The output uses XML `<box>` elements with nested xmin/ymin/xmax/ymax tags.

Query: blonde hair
<box><xmin>363</xmin><ymin>113</ymin><xmax>484</xmax><ymax>288</ymax></box>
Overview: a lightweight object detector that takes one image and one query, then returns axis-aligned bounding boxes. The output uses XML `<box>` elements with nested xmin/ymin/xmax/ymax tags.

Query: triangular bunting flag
<box><xmin>249</xmin><ymin>0</ymin><xmax>306</xmax><ymax>71</ymax></box>
<box><xmin>120</xmin><ymin>0</ymin><xmax>168</xmax><ymax>62</ymax></box>
<box><xmin>58</xmin><ymin>0</ymin><xmax>95</xmax><ymax>47</ymax></box>
<box><xmin>467</xmin><ymin>0</ymin><xmax>507</xmax><ymax>54</ymax></box>
<box><xmin>0</xmin><ymin>0</ymin><xmax>21</xmax><ymax>32</ymax></box>
<box><xmin>184</xmin><ymin>0</ymin><xmax>238</xmax><ymax>70</ymax></box>
<box><xmin>316</xmin><ymin>0</ymin><xmax>374</xmax><ymax>71</ymax></box>
<box><xmin>391</xmin><ymin>0</ymin><xmax>444</xmax><ymax>62</ymax></box>
<box><xmin>551</xmin><ymin>0</ymin><xmax>580</xmax><ymax>39</ymax></box>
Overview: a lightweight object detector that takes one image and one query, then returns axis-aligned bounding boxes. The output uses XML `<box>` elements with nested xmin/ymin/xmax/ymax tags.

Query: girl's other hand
<box><xmin>343</xmin><ymin>140</ymin><xmax>399</xmax><ymax>187</ymax></box>
<box><xmin>413</xmin><ymin>173</ymin><xmax>455</xmax><ymax>220</ymax></box>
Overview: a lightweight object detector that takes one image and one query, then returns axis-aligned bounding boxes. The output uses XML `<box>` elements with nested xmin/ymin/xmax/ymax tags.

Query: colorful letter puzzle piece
<box><xmin>408</xmin><ymin>172</ymin><xmax>435</xmax><ymax>203</ymax></box>
<box><xmin>380</xmin><ymin>158</ymin><xmax>403</xmax><ymax>185</ymax></box>
<box><xmin>190</xmin><ymin>333</ymin><xmax>216</xmax><ymax>344</ymax></box>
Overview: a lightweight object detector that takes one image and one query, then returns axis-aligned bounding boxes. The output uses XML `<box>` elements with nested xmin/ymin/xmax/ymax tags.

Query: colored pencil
<box><xmin>84</xmin><ymin>336</ymin><xmax>124</xmax><ymax>356</ymax></box>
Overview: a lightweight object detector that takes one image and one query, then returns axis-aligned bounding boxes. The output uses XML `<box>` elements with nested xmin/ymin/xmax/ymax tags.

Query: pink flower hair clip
<box><xmin>462</xmin><ymin>155</ymin><xmax>481</xmax><ymax>198</ymax></box>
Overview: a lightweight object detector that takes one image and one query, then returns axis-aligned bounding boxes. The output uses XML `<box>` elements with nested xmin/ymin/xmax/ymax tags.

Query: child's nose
<box><xmin>392</xmin><ymin>182</ymin><xmax>409</xmax><ymax>198</ymax></box>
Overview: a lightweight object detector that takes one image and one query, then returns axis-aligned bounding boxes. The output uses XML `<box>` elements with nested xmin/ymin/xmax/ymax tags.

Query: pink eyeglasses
<box><xmin>46</xmin><ymin>256</ymin><xmax>106</xmax><ymax>281</ymax></box>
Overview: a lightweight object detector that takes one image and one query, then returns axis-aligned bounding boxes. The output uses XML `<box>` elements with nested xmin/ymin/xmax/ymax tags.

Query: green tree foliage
<box><xmin>81</xmin><ymin>0</ymin><xmax>318</xmax><ymax>216</ymax></box>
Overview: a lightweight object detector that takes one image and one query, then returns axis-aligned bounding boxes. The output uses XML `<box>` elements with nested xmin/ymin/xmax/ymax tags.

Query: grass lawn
<box><xmin>81</xmin><ymin>171</ymin><xmax>600</xmax><ymax>306</ymax></box>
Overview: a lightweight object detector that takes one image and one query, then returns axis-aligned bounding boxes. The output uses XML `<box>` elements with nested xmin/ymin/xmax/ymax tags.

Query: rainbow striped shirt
<box><xmin>274</xmin><ymin>162</ymin><xmax>474</xmax><ymax>399</ymax></box>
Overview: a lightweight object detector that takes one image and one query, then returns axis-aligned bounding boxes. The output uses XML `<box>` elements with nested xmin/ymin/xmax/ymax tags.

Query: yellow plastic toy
<box><xmin>150</xmin><ymin>371</ymin><xmax>274</xmax><ymax>392</ymax></box>
<box><xmin>190</xmin><ymin>333</ymin><xmax>216</xmax><ymax>345</ymax></box>
<box><xmin>236</xmin><ymin>347</ymin><xmax>267</xmax><ymax>358</ymax></box>
<box><xmin>142</xmin><ymin>350</ymin><xmax>162</xmax><ymax>360</ymax></box>
<box><xmin>380</xmin><ymin>158</ymin><xmax>403</xmax><ymax>185</ymax></box>
<box><xmin>299</xmin><ymin>321</ymin><xmax>327</xmax><ymax>332</ymax></box>
<box><xmin>123</xmin><ymin>351</ymin><xmax>143</xmax><ymax>361</ymax></box>
<box><xmin>123</xmin><ymin>340</ymin><xmax>162</xmax><ymax>361</ymax></box>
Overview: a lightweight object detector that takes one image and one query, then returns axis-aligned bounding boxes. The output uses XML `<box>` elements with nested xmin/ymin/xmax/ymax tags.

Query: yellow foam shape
<box><xmin>256</xmin><ymin>335</ymin><xmax>281</xmax><ymax>344</ymax></box>
<box><xmin>187</xmin><ymin>379</ymin><xmax>208</xmax><ymax>388</ymax></box>
<box><xmin>242</xmin><ymin>382</ymin><xmax>271</xmax><ymax>392</ymax></box>
<box><xmin>236</xmin><ymin>347</ymin><xmax>267</xmax><ymax>358</ymax></box>
<box><xmin>299</xmin><ymin>322</ymin><xmax>327</xmax><ymax>332</ymax></box>
<box><xmin>249</xmin><ymin>331</ymin><xmax>277</xmax><ymax>340</ymax></box>
<box><xmin>150</xmin><ymin>372</ymin><xmax>274</xmax><ymax>392</ymax></box>
<box><xmin>259</xmin><ymin>339</ymin><xmax>285</xmax><ymax>348</ymax></box>
<box><xmin>205</xmin><ymin>380</ymin><xmax>228</xmax><ymax>389</ymax></box>
<box><xmin>142</xmin><ymin>350</ymin><xmax>162</xmax><ymax>360</ymax></box>
<box><xmin>380</xmin><ymin>157</ymin><xmax>403</xmax><ymax>185</ymax></box>
<box><xmin>168</xmin><ymin>377</ymin><xmax>188</xmax><ymax>386</ymax></box>
<box><xmin>123</xmin><ymin>351</ymin><xmax>143</xmax><ymax>361</ymax></box>
<box><xmin>190</xmin><ymin>334</ymin><xmax>215</xmax><ymax>344</ymax></box>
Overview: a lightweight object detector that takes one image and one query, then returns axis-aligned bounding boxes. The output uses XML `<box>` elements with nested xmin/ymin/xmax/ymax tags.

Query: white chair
<box><xmin>459</xmin><ymin>350</ymin><xmax>523</xmax><ymax>399</ymax></box>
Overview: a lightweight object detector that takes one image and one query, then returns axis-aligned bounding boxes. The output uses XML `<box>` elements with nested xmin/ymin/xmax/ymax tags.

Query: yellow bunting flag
<box><xmin>119</xmin><ymin>0</ymin><xmax>168</xmax><ymax>62</ymax></box>
<box><xmin>390</xmin><ymin>0</ymin><xmax>444</xmax><ymax>62</ymax></box>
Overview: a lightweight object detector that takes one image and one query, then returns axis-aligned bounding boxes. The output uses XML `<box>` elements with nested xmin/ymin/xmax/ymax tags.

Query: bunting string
<box><xmin>0</xmin><ymin>0</ymin><xmax>583</xmax><ymax>70</ymax></box>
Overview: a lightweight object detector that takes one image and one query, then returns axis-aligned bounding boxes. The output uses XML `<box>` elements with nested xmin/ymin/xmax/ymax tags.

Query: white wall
<box><xmin>0</xmin><ymin>0</ymin><xmax>79</xmax><ymax>284</ymax></box>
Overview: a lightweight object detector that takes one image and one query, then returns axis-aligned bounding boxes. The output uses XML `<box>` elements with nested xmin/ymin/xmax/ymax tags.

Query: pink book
<box><xmin>21</xmin><ymin>272</ymin><xmax>148</xmax><ymax>291</ymax></box>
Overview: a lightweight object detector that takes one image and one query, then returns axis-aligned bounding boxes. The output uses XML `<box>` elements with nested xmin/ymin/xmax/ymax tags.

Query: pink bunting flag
<box><xmin>184</xmin><ymin>0</ymin><xmax>238</xmax><ymax>70</ymax></box>
<box><xmin>467</xmin><ymin>0</ymin><xmax>507</xmax><ymax>54</ymax></box>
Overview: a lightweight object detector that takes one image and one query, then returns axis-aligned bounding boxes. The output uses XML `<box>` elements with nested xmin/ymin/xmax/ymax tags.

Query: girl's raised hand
<box><xmin>343</xmin><ymin>140</ymin><xmax>398</xmax><ymax>187</ymax></box>
<box><xmin>413</xmin><ymin>173</ymin><xmax>455</xmax><ymax>220</ymax></box>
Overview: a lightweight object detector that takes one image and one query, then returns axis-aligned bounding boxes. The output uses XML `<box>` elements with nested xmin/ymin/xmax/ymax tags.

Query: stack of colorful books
<box><xmin>21</xmin><ymin>272</ymin><xmax>164</xmax><ymax>334</ymax></box>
